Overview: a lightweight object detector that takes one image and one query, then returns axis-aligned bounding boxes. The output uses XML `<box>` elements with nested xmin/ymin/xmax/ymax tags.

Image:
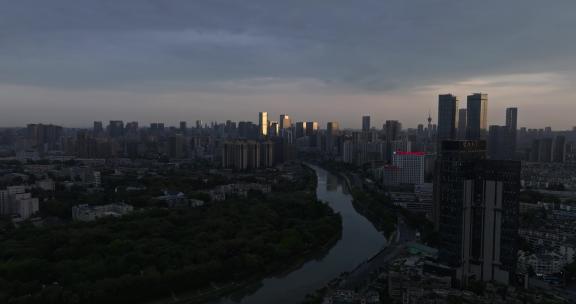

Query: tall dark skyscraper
<box><xmin>437</xmin><ymin>94</ymin><xmax>459</xmax><ymax>140</ymax></box>
<box><xmin>457</xmin><ymin>109</ymin><xmax>467</xmax><ymax>139</ymax></box>
<box><xmin>505</xmin><ymin>107</ymin><xmax>518</xmax><ymax>155</ymax></box>
<box><xmin>488</xmin><ymin>125</ymin><xmax>509</xmax><ymax>160</ymax></box>
<box><xmin>466</xmin><ymin>93</ymin><xmax>488</xmax><ymax>139</ymax></box>
<box><xmin>434</xmin><ymin>140</ymin><xmax>520</xmax><ymax>286</ymax></box>
<box><xmin>326</xmin><ymin>122</ymin><xmax>340</xmax><ymax>154</ymax></box>
<box><xmin>362</xmin><ymin>115</ymin><xmax>371</xmax><ymax>132</ymax></box>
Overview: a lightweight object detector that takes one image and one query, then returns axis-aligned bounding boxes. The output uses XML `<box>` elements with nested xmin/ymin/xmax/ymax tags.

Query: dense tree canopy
<box><xmin>0</xmin><ymin>190</ymin><xmax>341</xmax><ymax>303</ymax></box>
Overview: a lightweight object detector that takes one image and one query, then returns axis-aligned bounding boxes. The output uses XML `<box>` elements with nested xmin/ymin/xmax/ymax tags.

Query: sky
<box><xmin>1</xmin><ymin>0</ymin><xmax>576</xmax><ymax>129</ymax></box>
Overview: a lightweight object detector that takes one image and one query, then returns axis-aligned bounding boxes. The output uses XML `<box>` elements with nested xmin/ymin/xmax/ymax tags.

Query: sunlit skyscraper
<box><xmin>259</xmin><ymin>112</ymin><xmax>268</xmax><ymax>137</ymax></box>
<box><xmin>279</xmin><ymin>114</ymin><xmax>292</xmax><ymax>130</ymax></box>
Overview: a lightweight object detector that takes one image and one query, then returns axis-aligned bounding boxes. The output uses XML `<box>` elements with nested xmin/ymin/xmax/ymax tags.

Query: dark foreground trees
<box><xmin>0</xmin><ymin>191</ymin><xmax>341</xmax><ymax>304</ymax></box>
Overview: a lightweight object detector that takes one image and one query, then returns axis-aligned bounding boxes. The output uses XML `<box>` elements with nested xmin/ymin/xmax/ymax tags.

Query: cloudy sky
<box><xmin>1</xmin><ymin>0</ymin><xmax>576</xmax><ymax>129</ymax></box>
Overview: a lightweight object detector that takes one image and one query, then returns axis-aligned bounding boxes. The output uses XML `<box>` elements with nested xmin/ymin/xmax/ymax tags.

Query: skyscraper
<box><xmin>362</xmin><ymin>115</ymin><xmax>371</xmax><ymax>132</ymax></box>
<box><xmin>385</xmin><ymin>120</ymin><xmax>402</xmax><ymax>141</ymax></box>
<box><xmin>295</xmin><ymin>122</ymin><xmax>306</xmax><ymax>138</ymax></box>
<box><xmin>488</xmin><ymin>125</ymin><xmax>509</xmax><ymax>160</ymax></box>
<box><xmin>305</xmin><ymin>121</ymin><xmax>319</xmax><ymax>137</ymax></box>
<box><xmin>179</xmin><ymin>121</ymin><xmax>187</xmax><ymax>135</ymax></box>
<box><xmin>457</xmin><ymin>109</ymin><xmax>467</xmax><ymax>139</ymax></box>
<box><xmin>437</xmin><ymin>94</ymin><xmax>459</xmax><ymax>140</ymax></box>
<box><xmin>326</xmin><ymin>122</ymin><xmax>340</xmax><ymax>154</ymax></box>
<box><xmin>505</xmin><ymin>107</ymin><xmax>518</xmax><ymax>155</ymax></box>
<box><xmin>259</xmin><ymin>112</ymin><xmax>268</xmax><ymax>137</ymax></box>
<box><xmin>108</xmin><ymin>121</ymin><xmax>124</xmax><ymax>138</ymax></box>
<box><xmin>466</xmin><ymin>93</ymin><xmax>488</xmax><ymax>140</ymax></box>
<box><xmin>434</xmin><ymin>140</ymin><xmax>520</xmax><ymax>286</ymax></box>
<box><xmin>279</xmin><ymin>114</ymin><xmax>292</xmax><ymax>130</ymax></box>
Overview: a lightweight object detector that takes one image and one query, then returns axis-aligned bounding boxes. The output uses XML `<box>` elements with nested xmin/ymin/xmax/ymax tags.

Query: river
<box><xmin>211</xmin><ymin>166</ymin><xmax>388</xmax><ymax>304</ymax></box>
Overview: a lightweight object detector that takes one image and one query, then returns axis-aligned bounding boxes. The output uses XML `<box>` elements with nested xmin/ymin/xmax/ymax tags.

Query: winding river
<box><xmin>212</xmin><ymin>166</ymin><xmax>388</xmax><ymax>304</ymax></box>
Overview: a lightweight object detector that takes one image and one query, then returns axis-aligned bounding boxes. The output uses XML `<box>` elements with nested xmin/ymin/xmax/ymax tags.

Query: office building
<box><xmin>279</xmin><ymin>114</ymin><xmax>292</xmax><ymax>130</ymax></box>
<box><xmin>259</xmin><ymin>112</ymin><xmax>268</xmax><ymax>137</ymax></box>
<box><xmin>457</xmin><ymin>109</ymin><xmax>467</xmax><ymax>139</ymax></box>
<box><xmin>466</xmin><ymin>93</ymin><xmax>488</xmax><ymax>139</ymax></box>
<box><xmin>434</xmin><ymin>140</ymin><xmax>520</xmax><ymax>286</ymax></box>
<box><xmin>362</xmin><ymin>115</ymin><xmax>371</xmax><ymax>132</ymax></box>
<box><xmin>437</xmin><ymin>94</ymin><xmax>459</xmax><ymax>140</ymax></box>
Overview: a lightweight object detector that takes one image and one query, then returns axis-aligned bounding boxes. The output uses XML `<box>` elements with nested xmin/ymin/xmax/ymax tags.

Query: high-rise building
<box><xmin>305</xmin><ymin>121</ymin><xmax>319</xmax><ymax>137</ymax></box>
<box><xmin>268</xmin><ymin>121</ymin><xmax>280</xmax><ymax>137</ymax></box>
<box><xmin>466</xmin><ymin>93</ymin><xmax>488</xmax><ymax>139</ymax></box>
<box><xmin>539</xmin><ymin>138</ymin><xmax>553</xmax><ymax>163</ymax></box>
<box><xmin>222</xmin><ymin>140</ymin><xmax>261</xmax><ymax>170</ymax></box>
<box><xmin>195</xmin><ymin>120</ymin><xmax>203</xmax><ymax>129</ymax></box>
<box><xmin>326</xmin><ymin>122</ymin><xmax>340</xmax><ymax>154</ymax></box>
<box><xmin>279</xmin><ymin>114</ymin><xmax>292</xmax><ymax>130</ymax></box>
<box><xmin>108</xmin><ymin>121</ymin><xmax>125</xmax><ymax>138</ymax></box>
<box><xmin>179</xmin><ymin>121</ymin><xmax>187</xmax><ymax>135</ymax></box>
<box><xmin>259</xmin><ymin>112</ymin><xmax>268</xmax><ymax>137</ymax></box>
<box><xmin>488</xmin><ymin>125</ymin><xmax>511</xmax><ymax>160</ymax></box>
<box><xmin>457</xmin><ymin>109</ymin><xmax>467</xmax><ymax>139</ymax></box>
<box><xmin>437</xmin><ymin>94</ymin><xmax>459</xmax><ymax>140</ymax></box>
<box><xmin>26</xmin><ymin>124</ymin><xmax>63</xmax><ymax>151</ymax></box>
<box><xmin>530</xmin><ymin>139</ymin><xmax>540</xmax><ymax>162</ymax></box>
<box><xmin>168</xmin><ymin>135</ymin><xmax>186</xmax><ymax>159</ymax></box>
<box><xmin>93</xmin><ymin>121</ymin><xmax>103</xmax><ymax>134</ymax></box>
<box><xmin>553</xmin><ymin>135</ymin><xmax>566</xmax><ymax>163</ymax></box>
<box><xmin>434</xmin><ymin>140</ymin><xmax>520</xmax><ymax>286</ymax></box>
<box><xmin>505</xmin><ymin>107</ymin><xmax>518</xmax><ymax>156</ymax></box>
<box><xmin>385</xmin><ymin>120</ymin><xmax>402</xmax><ymax>141</ymax></box>
<box><xmin>362</xmin><ymin>115</ymin><xmax>371</xmax><ymax>132</ymax></box>
<box><xmin>295</xmin><ymin>122</ymin><xmax>306</xmax><ymax>138</ymax></box>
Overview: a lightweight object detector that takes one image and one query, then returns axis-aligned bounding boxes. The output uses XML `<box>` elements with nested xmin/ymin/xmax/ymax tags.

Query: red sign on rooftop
<box><xmin>394</xmin><ymin>151</ymin><xmax>426</xmax><ymax>156</ymax></box>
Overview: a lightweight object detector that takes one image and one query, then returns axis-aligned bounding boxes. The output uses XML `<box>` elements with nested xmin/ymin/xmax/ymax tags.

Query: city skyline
<box><xmin>2</xmin><ymin>1</ymin><xmax>576</xmax><ymax>128</ymax></box>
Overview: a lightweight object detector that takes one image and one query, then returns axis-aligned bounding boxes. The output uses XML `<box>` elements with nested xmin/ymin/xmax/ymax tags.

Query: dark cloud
<box><xmin>1</xmin><ymin>0</ymin><xmax>576</xmax><ymax>91</ymax></box>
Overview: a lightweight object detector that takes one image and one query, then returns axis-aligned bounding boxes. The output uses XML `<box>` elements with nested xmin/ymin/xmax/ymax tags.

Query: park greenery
<box><xmin>0</xmin><ymin>169</ymin><xmax>341</xmax><ymax>303</ymax></box>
